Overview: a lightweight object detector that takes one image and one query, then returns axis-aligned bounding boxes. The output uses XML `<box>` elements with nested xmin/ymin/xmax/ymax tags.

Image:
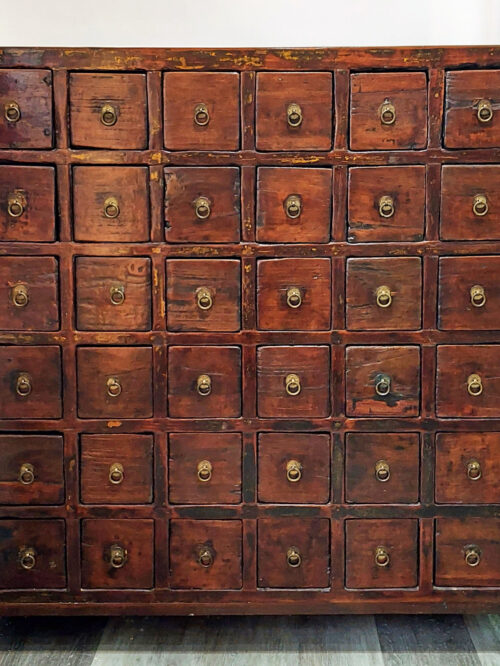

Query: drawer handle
<box><xmin>198</xmin><ymin>546</ymin><xmax>214</xmax><ymax>567</ymax></box>
<box><xmin>11</xmin><ymin>284</ymin><xmax>29</xmax><ymax>308</ymax></box>
<box><xmin>197</xmin><ymin>374</ymin><xmax>212</xmax><ymax>396</ymax></box>
<box><xmin>7</xmin><ymin>193</ymin><xmax>25</xmax><ymax>218</ymax></box>
<box><xmin>19</xmin><ymin>547</ymin><xmax>36</xmax><ymax>570</ymax></box>
<box><xmin>286</xmin><ymin>546</ymin><xmax>302</xmax><ymax>568</ymax></box>
<box><xmin>193</xmin><ymin>196</ymin><xmax>211</xmax><ymax>220</ymax></box>
<box><xmin>287</xmin><ymin>103</ymin><xmax>303</xmax><ymax>128</ymax></box>
<box><xmin>465</xmin><ymin>545</ymin><xmax>481</xmax><ymax>567</ymax></box>
<box><xmin>110</xmin><ymin>284</ymin><xmax>125</xmax><ymax>306</ymax></box>
<box><xmin>4</xmin><ymin>101</ymin><xmax>21</xmax><ymax>123</ymax></box>
<box><xmin>286</xmin><ymin>287</ymin><xmax>302</xmax><ymax>309</ymax></box>
<box><xmin>285</xmin><ymin>194</ymin><xmax>302</xmax><ymax>219</ymax></box>
<box><xmin>103</xmin><ymin>196</ymin><xmax>120</xmax><ymax>219</ymax></box>
<box><xmin>18</xmin><ymin>463</ymin><xmax>35</xmax><ymax>485</ymax></box>
<box><xmin>477</xmin><ymin>99</ymin><xmax>493</xmax><ymax>123</ymax></box>
<box><xmin>467</xmin><ymin>373</ymin><xmax>483</xmax><ymax>397</ymax></box>
<box><xmin>194</xmin><ymin>103</ymin><xmax>210</xmax><ymax>126</ymax></box>
<box><xmin>109</xmin><ymin>462</ymin><xmax>124</xmax><ymax>485</ymax></box>
<box><xmin>379</xmin><ymin>100</ymin><xmax>396</xmax><ymax>125</ymax></box>
<box><xmin>286</xmin><ymin>459</ymin><xmax>302</xmax><ymax>483</ymax></box>
<box><xmin>472</xmin><ymin>194</ymin><xmax>488</xmax><ymax>217</ymax></box>
<box><xmin>375</xmin><ymin>546</ymin><xmax>390</xmax><ymax>567</ymax></box>
<box><xmin>285</xmin><ymin>373</ymin><xmax>301</xmax><ymax>396</ymax></box>
<box><xmin>374</xmin><ymin>373</ymin><xmax>391</xmax><ymax>397</ymax></box>
<box><xmin>375</xmin><ymin>459</ymin><xmax>391</xmax><ymax>483</ymax></box>
<box><xmin>378</xmin><ymin>195</ymin><xmax>395</xmax><ymax>218</ymax></box>
<box><xmin>109</xmin><ymin>544</ymin><xmax>127</xmax><ymax>568</ymax></box>
<box><xmin>106</xmin><ymin>376</ymin><xmax>122</xmax><ymax>397</ymax></box>
<box><xmin>466</xmin><ymin>459</ymin><xmax>482</xmax><ymax>481</ymax></box>
<box><xmin>470</xmin><ymin>285</ymin><xmax>486</xmax><ymax>308</ymax></box>
<box><xmin>100</xmin><ymin>103</ymin><xmax>118</xmax><ymax>126</ymax></box>
<box><xmin>196</xmin><ymin>287</ymin><xmax>213</xmax><ymax>311</ymax></box>
<box><xmin>16</xmin><ymin>373</ymin><xmax>32</xmax><ymax>397</ymax></box>
<box><xmin>197</xmin><ymin>459</ymin><xmax>213</xmax><ymax>482</ymax></box>
<box><xmin>376</xmin><ymin>285</ymin><xmax>392</xmax><ymax>308</ymax></box>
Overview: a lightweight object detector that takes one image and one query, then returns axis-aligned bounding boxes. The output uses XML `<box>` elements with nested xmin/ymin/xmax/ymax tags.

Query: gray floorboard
<box><xmin>464</xmin><ymin>615</ymin><xmax>500</xmax><ymax>666</ymax></box>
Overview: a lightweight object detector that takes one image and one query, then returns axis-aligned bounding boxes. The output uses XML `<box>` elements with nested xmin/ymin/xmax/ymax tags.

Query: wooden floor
<box><xmin>0</xmin><ymin>614</ymin><xmax>498</xmax><ymax>665</ymax></box>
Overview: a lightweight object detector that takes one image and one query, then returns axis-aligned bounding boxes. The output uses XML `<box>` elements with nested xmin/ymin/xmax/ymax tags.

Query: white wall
<box><xmin>0</xmin><ymin>0</ymin><xmax>499</xmax><ymax>47</ymax></box>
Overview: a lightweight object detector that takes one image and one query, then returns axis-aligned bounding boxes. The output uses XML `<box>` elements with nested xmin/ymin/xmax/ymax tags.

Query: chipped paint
<box><xmin>290</xmin><ymin>156</ymin><xmax>321</xmax><ymax>164</ymax></box>
<box><xmin>152</xmin><ymin>247</ymin><xmax>161</xmax><ymax>254</ymax></box>
<box><xmin>107</xmin><ymin>421</ymin><xmax>122</xmax><ymax>428</ymax></box>
<box><xmin>151</xmin><ymin>152</ymin><xmax>163</xmax><ymax>164</ymax></box>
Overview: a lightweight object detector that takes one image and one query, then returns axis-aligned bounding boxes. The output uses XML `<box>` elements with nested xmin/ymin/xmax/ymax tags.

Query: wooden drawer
<box><xmin>346</xmin><ymin>257</ymin><xmax>422</xmax><ymax>330</ymax></box>
<box><xmin>257</xmin><ymin>258</ymin><xmax>332</xmax><ymax>331</ymax></box>
<box><xmin>346</xmin><ymin>519</ymin><xmax>418</xmax><ymax>589</ymax></box>
<box><xmin>256</xmin><ymin>73</ymin><xmax>333</xmax><ymax>151</ymax></box>
<box><xmin>169</xmin><ymin>519</ymin><xmax>242</xmax><ymax>590</ymax></box>
<box><xmin>80</xmin><ymin>434</ymin><xmax>153</xmax><ymax>505</ymax></box>
<box><xmin>258</xmin><ymin>433</ymin><xmax>330</xmax><ymax>504</ymax></box>
<box><xmin>166</xmin><ymin>259</ymin><xmax>240</xmax><ymax>332</ymax></box>
<box><xmin>444</xmin><ymin>70</ymin><xmax>500</xmax><ymax>149</ymax></box>
<box><xmin>0</xmin><ymin>519</ymin><xmax>65</xmax><ymax>589</ymax></box>
<box><xmin>345</xmin><ymin>346</ymin><xmax>420</xmax><ymax>417</ymax></box>
<box><xmin>164</xmin><ymin>72</ymin><xmax>240</xmax><ymax>150</ymax></box>
<box><xmin>0</xmin><ymin>434</ymin><xmax>64</xmax><ymax>505</ymax></box>
<box><xmin>257</xmin><ymin>345</ymin><xmax>330</xmax><ymax>418</ymax></box>
<box><xmin>350</xmin><ymin>72</ymin><xmax>427</xmax><ymax>150</ymax></box>
<box><xmin>348</xmin><ymin>166</ymin><xmax>425</xmax><ymax>243</ymax></box>
<box><xmin>345</xmin><ymin>433</ymin><xmax>420</xmax><ymax>504</ymax></box>
<box><xmin>435</xmin><ymin>518</ymin><xmax>500</xmax><ymax>586</ymax></box>
<box><xmin>73</xmin><ymin>166</ymin><xmax>150</xmax><ymax>242</ymax></box>
<box><xmin>77</xmin><ymin>346</ymin><xmax>153</xmax><ymax>419</ymax></box>
<box><xmin>257</xmin><ymin>518</ymin><xmax>330</xmax><ymax>588</ymax></box>
<box><xmin>256</xmin><ymin>167</ymin><xmax>332</xmax><ymax>243</ymax></box>
<box><xmin>70</xmin><ymin>73</ymin><xmax>147</xmax><ymax>149</ymax></box>
<box><xmin>0</xmin><ymin>165</ymin><xmax>56</xmax><ymax>242</ymax></box>
<box><xmin>435</xmin><ymin>433</ymin><xmax>500</xmax><ymax>505</ymax></box>
<box><xmin>81</xmin><ymin>519</ymin><xmax>154</xmax><ymax>589</ymax></box>
<box><xmin>0</xmin><ymin>69</ymin><xmax>52</xmax><ymax>149</ymax></box>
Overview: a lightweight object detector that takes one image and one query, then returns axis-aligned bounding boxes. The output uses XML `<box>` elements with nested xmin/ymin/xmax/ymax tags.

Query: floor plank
<box><xmin>464</xmin><ymin>615</ymin><xmax>500</xmax><ymax>666</ymax></box>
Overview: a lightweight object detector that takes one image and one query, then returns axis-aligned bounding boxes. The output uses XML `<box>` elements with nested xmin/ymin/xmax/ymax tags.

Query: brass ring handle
<box><xmin>103</xmin><ymin>196</ymin><xmax>120</xmax><ymax>219</ymax></box>
<box><xmin>380</xmin><ymin>100</ymin><xmax>396</xmax><ymax>125</ymax></box>
<box><xmin>286</xmin><ymin>459</ymin><xmax>302</xmax><ymax>483</ymax></box>
<box><xmin>470</xmin><ymin>285</ymin><xmax>486</xmax><ymax>308</ymax></box>
<box><xmin>376</xmin><ymin>285</ymin><xmax>392</xmax><ymax>308</ymax></box>
<box><xmin>287</xmin><ymin>103</ymin><xmax>303</xmax><ymax>127</ymax></box>
<box><xmin>194</xmin><ymin>103</ymin><xmax>210</xmax><ymax>126</ymax></box>
<box><xmin>11</xmin><ymin>284</ymin><xmax>29</xmax><ymax>308</ymax></box>
<box><xmin>477</xmin><ymin>99</ymin><xmax>493</xmax><ymax>123</ymax></box>
<box><xmin>375</xmin><ymin>460</ymin><xmax>391</xmax><ymax>483</ymax></box>
<box><xmin>465</xmin><ymin>545</ymin><xmax>481</xmax><ymax>567</ymax></box>
<box><xmin>375</xmin><ymin>374</ymin><xmax>391</xmax><ymax>397</ymax></box>
<box><xmin>284</xmin><ymin>194</ymin><xmax>302</xmax><ymax>219</ymax></box>
<box><xmin>18</xmin><ymin>463</ymin><xmax>35</xmax><ymax>485</ymax></box>
<box><xmin>286</xmin><ymin>547</ymin><xmax>302</xmax><ymax>568</ymax></box>
<box><xmin>466</xmin><ymin>459</ymin><xmax>482</xmax><ymax>481</ymax></box>
<box><xmin>110</xmin><ymin>284</ymin><xmax>125</xmax><ymax>306</ymax></box>
<box><xmin>7</xmin><ymin>194</ymin><xmax>25</xmax><ymax>218</ymax></box>
<box><xmin>100</xmin><ymin>103</ymin><xmax>117</xmax><ymax>126</ymax></box>
<box><xmin>198</xmin><ymin>546</ymin><xmax>214</xmax><ymax>567</ymax></box>
<box><xmin>19</xmin><ymin>547</ymin><xmax>36</xmax><ymax>570</ymax></box>
<box><xmin>197</xmin><ymin>459</ymin><xmax>213</xmax><ymax>482</ymax></box>
<box><xmin>196</xmin><ymin>287</ymin><xmax>213</xmax><ymax>311</ymax></box>
<box><xmin>109</xmin><ymin>544</ymin><xmax>127</xmax><ymax>568</ymax></box>
<box><xmin>193</xmin><ymin>196</ymin><xmax>211</xmax><ymax>220</ymax></box>
<box><xmin>375</xmin><ymin>546</ymin><xmax>390</xmax><ymax>567</ymax></box>
<box><xmin>4</xmin><ymin>101</ymin><xmax>21</xmax><ymax>123</ymax></box>
<box><xmin>16</xmin><ymin>373</ymin><xmax>32</xmax><ymax>397</ymax></box>
<box><xmin>197</xmin><ymin>374</ymin><xmax>212</xmax><ymax>396</ymax></box>
<box><xmin>378</xmin><ymin>195</ymin><xmax>395</xmax><ymax>218</ymax></box>
<box><xmin>106</xmin><ymin>377</ymin><xmax>122</xmax><ymax>397</ymax></box>
<box><xmin>285</xmin><ymin>373</ymin><xmax>301</xmax><ymax>396</ymax></box>
<box><xmin>467</xmin><ymin>373</ymin><xmax>483</xmax><ymax>397</ymax></box>
<box><xmin>109</xmin><ymin>462</ymin><xmax>124</xmax><ymax>485</ymax></box>
<box><xmin>472</xmin><ymin>194</ymin><xmax>488</xmax><ymax>217</ymax></box>
<box><xmin>286</xmin><ymin>287</ymin><xmax>302</xmax><ymax>309</ymax></box>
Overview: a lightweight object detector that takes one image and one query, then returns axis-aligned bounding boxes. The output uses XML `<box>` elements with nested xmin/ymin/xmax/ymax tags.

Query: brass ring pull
<box><xmin>380</xmin><ymin>100</ymin><xmax>396</xmax><ymax>125</ymax></box>
<box><xmin>378</xmin><ymin>195</ymin><xmax>395</xmax><ymax>218</ymax></box>
<box><xmin>197</xmin><ymin>460</ymin><xmax>212</xmax><ymax>482</ymax></box>
<box><xmin>467</xmin><ymin>459</ymin><xmax>482</xmax><ymax>481</ymax></box>
<box><xmin>197</xmin><ymin>374</ymin><xmax>212</xmax><ymax>396</ymax></box>
<box><xmin>198</xmin><ymin>547</ymin><xmax>213</xmax><ymax>567</ymax></box>
<box><xmin>376</xmin><ymin>285</ymin><xmax>392</xmax><ymax>308</ymax></box>
<box><xmin>470</xmin><ymin>285</ymin><xmax>486</xmax><ymax>308</ymax></box>
<box><xmin>285</xmin><ymin>194</ymin><xmax>302</xmax><ymax>219</ymax></box>
<box><xmin>375</xmin><ymin>460</ymin><xmax>391</xmax><ymax>483</ymax></box>
<box><xmin>19</xmin><ymin>547</ymin><xmax>36</xmax><ymax>570</ymax></box>
<box><xmin>286</xmin><ymin>287</ymin><xmax>302</xmax><ymax>309</ymax></box>
<box><xmin>286</xmin><ymin>459</ymin><xmax>302</xmax><ymax>483</ymax></box>
<box><xmin>11</xmin><ymin>284</ymin><xmax>29</xmax><ymax>308</ymax></box>
<box><xmin>100</xmin><ymin>103</ymin><xmax>117</xmax><ymax>126</ymax></box>
<box><xmin>465</xmin><ymin>545</ymin><xmax>481</xmax><ymax>567</ymax></box>
<box><xmin>286</xmin><ymin>547</ymin><xmax>302</xmax><ymax>568</ymax></box>
<box><xmin>4</xmin><ymin>101</ymin><xmax>21</xmax><ymax>123</ymax></box>
<box><xmin>196</xmin><ymin>287</ymin><xmax>213</xmax><ymax>311</ymax></box>
<box><xmin>285</xmin><ymin>373</ymin><xmax>301</xmax><ymax>396</ymax></box>
<box><xmin>109</xmin><ymin>544</ymin><xmax>127</xmax><ymax>568</ymax></box>
<box><xmin>16</xmin><ymin>373</ymin><xmax>32</xmax><ymax>397</ymax></box>
<box><xmin>194</xmin><ymin>103</ymin><xmax>210</xmax><ymax>126</ymax></box>
<box><xmin>472</xmin><ymin>194</ymin><xmax>488</xmax><ymax>217</ymax></box>
<box><xmin>193</xmin><ymin>196</ymin><xmax>211</xmax><ymax>220</ymax></box>
<box><xmin>7</xmin><ymin>194</ymin><xmax>25</xmax><ymax>218</ymax></box>
<box><xmin>106</xmin><ymin>377</ymin><xmax>122</xmax><ymax>397</ymax></box>
<box><xmin>477</xmin><ymin>99</ymin><xmax>493</xmax><ymax>123</ymax></box>
<box><xmin>375</xmin><ymin>546</ymin><xmax>390</xmax><ymax>567</ymax></box>
<box><xmin>467</xmin><ymin>373</ymin><xmax>483</xmax><ymax>397</ymax></box>
<box><xmin>103</xmin><ymin>196</ymin><xmax>120</xmax><ymax>218</ymax></box>
<box><xmin>109</xmin><ymin>462</ymin><xmax>124</xmax><ymax>485</ymax></box>
<box><xmin>19</xmin><ymin>463</ymin><xmax>35</xmax><ymax>485</ymax></box>
<box><xmin>110</xmin><ymin>285</ymin><xmax>125</xmax><ymax>306</ymax></box>
<box><xmin>287</xmin><ymin>103</ymin><xmax>303</xmax><ymax>127</ymax></box>
<box><xmin>375</xmin><ymin>374</ymin><xmax>391</xmax><ymax>397</ymax></box>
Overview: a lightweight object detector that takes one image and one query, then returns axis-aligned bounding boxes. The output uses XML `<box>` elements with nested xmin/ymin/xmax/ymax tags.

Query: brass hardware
<box><xmin>285</xmin><ymin>373</ymin><xmax>301</xmax><ymax>396</ymax></box>
<box><xmin>467</xmin><ymin>373</ymin><xmax>483</xmax><ymax>397</ymax></box>
<box><xmin>19</xmin><ymin>547</ymin><xmax>36</xmax><ymax>570</ymax></box>
<box><xmin>109</xmin><ymin>462</ymin><xmax>124</xmax><ymax>485</ymax></box>
<box><xmin>18</xmin><ymin>463</ymin><xmax>35</xmax><ymax>485</ymax></box>
<box><xmin>287</xmin><ymin>103</ymin><xmax>303</xmax><ymax>127</ymax></box>
<box><xmin>376</xmin><ymin>285</ymin><xmax>392</xmax><ymax>308</ymax></box>
<box><xmin>286</xmin><ymin>459</ymin><xmax>302</xmax><ymax>483</ymax></box>
<box><xmin>109</xmin><ymin>544</ymin><xmax>127</xmax><ymax>568</ymax></box>
<box><xmin>7</xmin><ymin>193</ymin><xmax>25</xmax><ymax>218</ymax></box>
<box><xmin>193</xmin><ymin>196</ymin><xmax>211</xmax><ymax>220</ymax></box>
<box><xmin>286</xmin><ymin>287</ymin><xmax>302</xmax><ymax>309</ymax></box>
<box><xmin>11</xmin><ymin>284</ymin><xmax>29</xmax><ymax>308</ymax></box>
<box><xmin>198</xmin><ymin>546</ymin><xmax>213</xmax><ymax>567</ymax></box>
<box><xmin>197</xmin><ymin>374</ymin><xmax>212</xmax><ymax>396</ymax></box>
<box><xmin>285</xmin><ymin>194</ymin><xmax>302</xmax><ymax>219</ymax></box>
<box><xmin>194</xmin><ymin>103</ymin><xmax>210</xmax><ymax>126</ymax></box>
<box><xmin>378</xmin><ymin>195</ymin><xmax>395</xmax><ymax>218</ymax></box>
<box><xmin>106</xmin><ymin>377</ymin><xmax>122</xmax><ymax>397</ymax></box>
<box><xmin>379</xmin><ymin>100</ymin><xmax>396</xmax><ymax>125</ymax></box>
<box><xmin>375</xmin><ymin>460</ymin><xmax>391</xmax><ymax>483</ymax></box>
<box><xmin>375</xmin><ymin>374</ymin><xmax>391</xmax><ymax>397</ymax></box>
<box><xmin>15</xmin><ymin>373</ymin><xmax>32</xmax><ymax>397</ymax></box>
<box><xmin>110</xmin><ymin>284</ymin><xmax>125</xmax><ymax>306</ymax></box>
<box><xmin>286</xmin><ymin>546</ymin><xmax>302</xmax><ymax>567</ymax></box>
<box><xmin>4</xmin><ymin>101</ymin><xmax>21</xmax><ymax>123</ymax></box>
<box><xmin>472</xmin><ymin>194</ymin><xmax>488</xmax><ymax>217</ymax></box>
<box><xmin>464</xmin><ymin>545</ymin><xmax>481</xmax><ymax>567</ymax></box>
<box><xmin>103</xmin><ymin>196</ymin><xmax>120</xmax><ymax>218</ymax></box>
<box><xmin>467</xmin><ymin>459</ymin><xmax>482</xmax><ymax>481</ymax></box>
<box><xmin>375</xmin><ymin>546</ymin><xmax>390</xmax><ymax>567</ymax></box>
<box><xmin>477</xmin><ymin>99</ymin><xmax>493</xmax><ymax>123</ymax></box>
<box><xmin>196</xmin><ymin>287</ymin><xmax>213</xmax><ymax>311</ymax></box>
<box><xmin>470</xmin><ymin>285</ymin><xmax>486</xmax><ymax>308</ymax></box>
<box><xmin>100</xmin><ymin>103</ymin><xmax>117</xmax><ymax>126</ymax></box>
<box><xmin>197</xmin><ymin>460</ymin><xmax>213</xmax><ymax>482</ymax></box>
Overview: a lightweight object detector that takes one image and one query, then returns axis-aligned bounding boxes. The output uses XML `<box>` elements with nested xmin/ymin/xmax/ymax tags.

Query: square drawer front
<box><xmin>164</xmin><ymin>167</ymin><xmax>240</xmax><ymax>243</ymax></box>
<box><xmin>0</xmin><ymin>519</ymin><xmax>66</xmax><ymax>589</ymax></box>
<box><xmin>168</xmin><ymin>346</ymin><xmax>241</xmax><ymax>418</ymax></box>
<box><xmin>166</xmin><ymin>259</ymin><xmax>240</xmax><ymax>332</ymax></box>
<box><xmin>346</xmin><ymin>346</ymin><xmax>420</xmax><ymax>417</ymax></box>
<box><xmin>257</xmin><ymin>346</ymin><xmax>330</xmax><ymax>418</ymax></box>
<box><xmin>439</xmin><ymin>256</ymin><xmax>500</xmax><ymax>330</ymax></box>
<box><xmin>73</xmin><ymin>166</ymin><xmax>150</xmax><ymax>242</ymax></box>
<box><xmin>435</xmin><ymin>518</ymin><xmax>500</xmax><ymax>586</ymax></box>
<box><xmin>77</xmin><ymin>346</ymin><xmax>153</xmax><ymax>419</ymax></box>
<box><xmin>435</xmin><ymin>433</ymin><xmax>500</xmax><ymax>505</ymax></box>
<box><xmin>436</xmin><ymin>345</ymin><xmax>500</xmax><ymax>418</ymax></box>
<box><xmin>257</xmin><ymin>258</ymin><xmax>332</xmax><ymax>331</ymax></box>
<box><xmin>258</xmin><ymin>433</ymin><xmax>330</xmax><ymax>504</ymax></box>
<box><xmin>350</xmin><ymin>72</ymin><xmax>427</xmax><ymax>150</ymax></box>
<box><xmin>0</xmin><ymin>69</ymin><xmax>53</xmax><ymax>148</ymax></box>
<box><xmin>0</xmin><ymin>345</ymin><xmax>61</xmax><ymax>419</ymax></box>
<box><xmin>76</xmin><ymin>257</ymin><xmax>151</xmax><ymax>331</ymax></box>
<box><xmin>444</xmin><ymin>70</ymin><xmax>500</xmax><ymax>149</ymax></box>
<box><xmin>256</xmin><ymin>167</ymin><xmax>332</xmax><ymax>243</ymax></box>
<box><xmin>164</xmin><ymin>72</ymin><xmax>240</xmax><ymax>150</ymax></box>
<box><xmin>70</xmin><ymin>73</ymin><xmax>147</xmax><ymax>149</ymax></box>
<box><xmin>256</xmin><ymin>73</ymin><xmax>333</xmax><ymax>151</ymax></box>
<box><xmin>441</xmin><ymin>166</ymin><xmax>500</xmax><ymax>241</ymax></box>
<box><xmin>169</xmin><ymin>433</ymin><xmax>242</xmax><ymax>505</ymax></box>
<box><xmin>0</xmin><ymin>434</ymin><xmax>64</xmax><ymax>505</ymax></box>
<box><xmin>346</xmin><ymin>519</ymin><xmax>418</xmax><ymax>589</ymax></box>
<box><xmin>346</xmin><ymin>257</ymin><xmax>422</xmax><ymax>330</ymax></box>
<box><xmin>257</xmin><ymin>518</ymin><xmax>330</xmax><ymax>588</ymax></box>
<box><xmin>348</xmin><ymin>166</ymin><xmax>425</xmax><ymax>243</ymax></box>
<box><xmin>81</xmin><ymin>519</ymin><xmax>154</xmax><ymax>589</ymax></box>
<box><xmin>345</xmin><ymin>433</ymin><xmax>420</xmax><ymax>504</ymax></box>
<box><xmin>0</xmin><ymin>165</ymin><xmax>56</xmax><ymax>242</ymax></box>
<box><xmin>80</xmin><ymin>434</ymin><xmax>153</xmax><ymax>505</ymax></box>
<box><xmin>169</xmin><ymin>519</ymin><xmax>242</xmax><ymax>590</ymax></box>
<box><xmin>0</xmin><ymin>256</ymin><xmax>59</xmax><ymax>331</ymax></box>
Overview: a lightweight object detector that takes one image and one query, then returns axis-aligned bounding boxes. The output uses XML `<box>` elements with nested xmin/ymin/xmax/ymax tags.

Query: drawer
<box><xmin>436</xmin><ymin>345</ymin><xmax>500</xmax><ymax>418</ymax></box>
<box><xmin>76</xmin><ymin>257</ymin><xmax>151</xmax><ymax>331</ymax></box>
<box><xmin>256</xmin><ymin>167</ymin><xmax>332</xmax><ymax>243</ymax></box>
<box><xmin>345</xmin><ymin>346</ymin><xmax>420</xmax><ymax>417</ymax></box>
<box><xmin>444</xmin><ymin>70</ymin><xmax>500</xmax><ymax>149</ymax></box>
<box><xmin>169</xmin><ymin>519</ymin><xmax>242</xmax><ymax>590</ymax></box>
<box><xmin>345</xmin><ymin>519</ymin><xmax>418</xmax><ymax>589</ymax></box>
<box><xmin>257</xmin><ymin>433</ymin><xmax>330</xmax><ymax>504</ymax></box>
<box><xmin>164</xmin><ymin>72</ymin><xmax>240</xmax><ymax>150</ymax></box>
<box><xmin>0</xmin><ymin>69</ymin><xmax>52</xmax><ymax>149</ymax></box>
<box><xmin>0</xmin><ymin>256</ymin><xmax>59</xmax><ymax>331</ymax></box>
<box><xmin>0</xmin><ymin>434</ymin><xmax>64</xmax><ymax>505</ymax></box>
<box><xmin>435</xmin><ymin>517</ymin><xmax>500</xmax><ymax>586</ymax></box>
<box><xmin>257</xmin><ymin>518</ymin><xmax>330</xmax><ymax>588</ymax></box>
<box><xmin>350</xmin><ymin>72</ymin><xmax>427</xmax><ymax>150</ymax></box>
<box><xmin>77</xmin><ymin>346</ymin><xmax>153</xmax><ymax>419</ymax></box>
<box><xmin>439</xmin><ymin>256</ymin><xmax>500</xmax><ymax>330</ymax></box>
<box><xmin>0</xmin><ymin>519</ymin><xmax>65</xmax><ymax>589</ymax></box>
<box><xmin>435</xmin><ymin>432</ymin><xmax>500</xmax><ymax>505</ymax></box>
<box><xmin>0</xmin><ymin>165</ymin><xmax>56</xmax><ymax>242</ymax></box>
<box><xmin>257</xmin><ymin>258</ymin><xmax>332</xmax><ymax>331</ymax></box>
<box><xmin>0</xmin><ymin>345</ymin><xmax>61</xmax><ymax>419</ymax></box>
<box><xmin>164</xmin><ymin>167</ymin><xmax>240</xmax><ymax>243</ymax></box>
<box><xmin>255</xmin><ymin>72</ymin><xmax>333</xmax><ymax>151</ymax></box>
<box><xmin>69</xmin><ymin>73</ymin><xmax>147</xmax><ymax>149</ymax></box>
<box><xmin>167</xmin><ymin>345</ymin><xmax>241</xmax><ymax>418</ymax></box>
<box><xmin>80</xmin><ymin>434</ymin><xmax>153</xmax><ymax>505</ymax></box>
<box><xmin>169</xmin><ymin>433</ymin><xmax>242</xmax><ymax>505</ymax></box>
<box><xmin>166</xmin><ymin>259</ymin><xmax>240</xmax><ymax>332</ymax></box>
<box><xmin>346</xmin><ymin>257</ymin><xmax>422</xmax><ymax>330</ymax></box>
<box><xmin>81</xmin><ymin>519</ymin><xmax>154</xmax><ymax>589</ymax></box>
<box><xmin>73</xmin><ymin>166</ymin><xmax>150</xmax><ymax>242</ymax></box>
<box><xmin>348</xmin><ymin>166</ymin><xmax>425</xmax><ymax>243</ymax></box>
<box><xmin>345</xmin><ymin>433</ymin><xmax>419</xmax><ymax>504</ymax></box>
<box><xmin>257</xmin><ymin>345</ymin><xmax>330</xmax><ymax>418</ymax></box>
